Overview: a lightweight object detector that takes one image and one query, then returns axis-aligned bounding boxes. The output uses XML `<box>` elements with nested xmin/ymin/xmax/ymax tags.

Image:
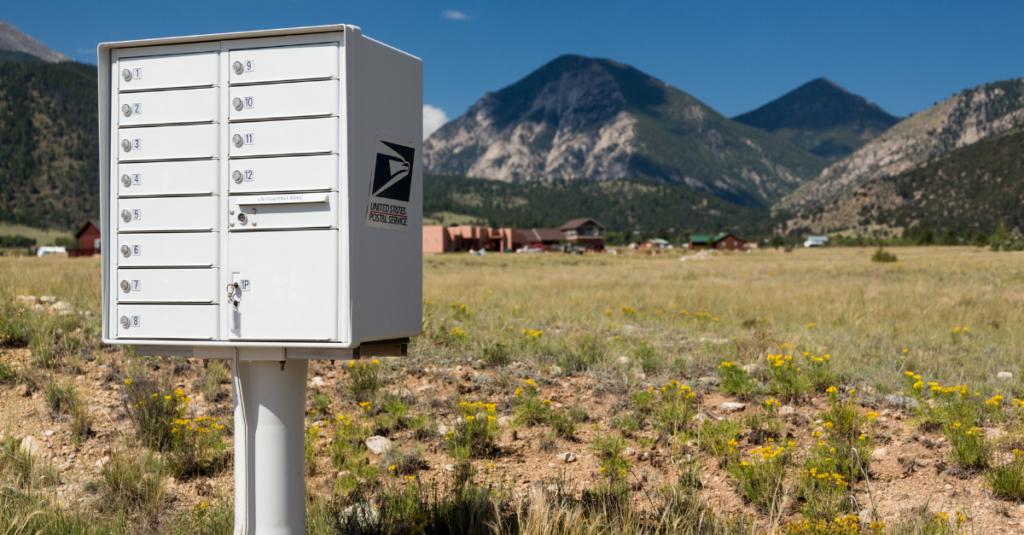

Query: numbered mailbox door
<box><xmin>117</xmin><ymin>124</ymin><xmax>219</xmax><ymax>162</ymax></box>
<box><xmin>116</xmin><ymin>304</ymin><xmax>218</xmax><ymax>339</ymax></box>
<box><xmin>118</xmin><ymin>52</ymin><xmax>219</xmax><ymax>91</ymax></box>
<box><xmin>229</xmin><ymin>193</ymin><xmax>338</xmax><ymax>230</ymax></box>
<box><xmin>117</xmin><ymin>197</ymin><xmax>218</xmax><ymax>232</ymax></box>
<box><xmin>228</xmin><ymin>155</ymin><xmax>338</xmax><ymax>194</ymax></box>
<box><xmin>228</xmin><ymin>80</ymin><xmax>338</xmax><ymax>121</ymax></box>
<box><xmin>115</xmin><ymin>268</ymin><xmax>219</xmax><ymax>303</ymax></box>
<box><xmin>118</xmin><ymin>88</ymin><xmax>218</xmax><ymax>126</ymax></box>
<box><xmin>228</xmin><ymin>43</ymin><xmax>338</xmax><ymax>84</ymax></box>
<box><xmin>116</xmin><ymin>233</ymin><xmax>219</xmax><ymax>267</ymax></box>
<box><xmin>118</xmin><ymin>160</ymin><xmax>219</xmax><ymax>197</ymax></box>
<box><xmin>228</xmin><ymin>117</ymin><xmax>337</xmax><ymax>157</ymax></box>
<box><xmin>228</xmin><ymin>229</ymin><xmax>338</xmax><ymax>341</ymax></box>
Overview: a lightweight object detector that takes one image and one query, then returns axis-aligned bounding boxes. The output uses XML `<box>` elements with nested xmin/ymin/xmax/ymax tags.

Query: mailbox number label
<box><xmin>239</xmin><ymin>280</ymin><xmax>251</xmax><ymax>291</ymax></box>
<box><xmin>244</xmin><ymin>60</ymin><xmax>255</xmax><ymax>72</ymax></box>
<box><xmin>243</xmin><ymin>170</ymin><xmax>254</xmax><ymax>182</ymax></box>
<box><xmin>131</xmin><ymin>280</ymin><xmax>141</xmax><ymax>291</ymax></box>
<box><xmin>243</xmin><ymin>97</ymin><xmax>255</xmax><ymax>109</ymax></box>
<box><xmin>132</xmin><ymin>209</ymin><xmax>142</xmax><ymax>221</ymax></box>
<box><xmin>132</xmin><ymin>103</ymin><xmax>142</xmax><ymax>115</ymax></box>
<box><xmin>131</xmin><ymin>174</ymin><xmax>142</xmax><ymax>185</ymax></box>
<box><xmin>132</xmin><ymin>139</ymin><xmax>142</xmax><ymax>150</ymax></box>
<box><xmin>133</xmin><ymin>68</ymin><xmax>142</xmax><ymax>80</ymax></box>
<box><xmin>131</xmin><ymin>316</ymin><xmax>141</xmax><ymax>328</ymax></box>
<box><xmin>243</xmin><ymin>133</ymin><xmax>254</xmax><ymax>145</ymax></box>
<box><xmin>131</xmin><ymin>245</ymin><xmax>142</xmax><ymax>256</ymax></box>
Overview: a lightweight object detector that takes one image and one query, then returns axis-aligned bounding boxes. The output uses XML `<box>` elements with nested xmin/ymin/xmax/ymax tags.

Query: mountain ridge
<box><xmin>0</xmin><ymin>17</ymin><xmax>68</xmax><ymax>62</ymax></box>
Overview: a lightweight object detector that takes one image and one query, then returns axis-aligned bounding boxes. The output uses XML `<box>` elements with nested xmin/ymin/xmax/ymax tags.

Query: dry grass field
<box><xmin>1</xmin><ymin>246</ymin><xmax>1024</xmax><ymax>534</ymax></box>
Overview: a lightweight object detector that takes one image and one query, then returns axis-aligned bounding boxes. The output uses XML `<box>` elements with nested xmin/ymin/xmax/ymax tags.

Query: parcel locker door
<box><xmin>228</xmin><ymin>155</ymin><xmax>338</xmax><ymax>194</ymax></box>
<box><xmin>115</xmin><ymin>268</ymin><xmax>219</xmax><ymax>303</ymax></box>
<box><xmin>118</xmin><ymin>52</ymin><xmax>218</xmax><ymax>91</ymax></box>
<box><xmin>228</xmin><ymin>118</ymin><xmax>337</xmax><ymax>157</ymax></box>
<box><xmin>228</xmin><ymin>43</ymin><xmax>338</xmax><ymax>84</ymax></box>
<box><xmin>228</xmin><ymin>230</ymin><xmax>338</xmax><ymax>341</ymax></box>
<box><xmin>116</xmin><ymin>233</ymin><xmax>219</xmax><ymax>267</ymax></box>
<box><xmin>118</xmin><ymin>124</ymin><xmax>219</xmax><ymax>161</ymax></box>
<box><xmin>117</xmin><ymin>197</ymin><xmax>218</xmax><ymax>232</ymax></box>
<box><xmin>118</xmin><ymin>88</ymin><xmax>218</xmax><ymax>126</ymax></box>
<box><xmin>228</xmin><ymin>80</ymin><xmax>338</xmax><ymax>121</ymax></box>
<box><xmin>116</xmin><ymin>304</ymin><xmax>218</xmax><ymax>339</ymax></box>
<box><xmin>117</xmin><ymin>160</ymin><xmax>219</xmax><ymax>197</ymax></box>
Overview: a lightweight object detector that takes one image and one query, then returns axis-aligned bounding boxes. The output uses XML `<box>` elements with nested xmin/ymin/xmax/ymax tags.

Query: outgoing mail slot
<box><xmin>118</xmin><ymin>160</ymin><xmax>218</xmax><ymax>197</ymax></box>
<box><xmin>228</xmin><ymin>43</ymin><xmax>338</xmax><ymax>84</ymax></box>
<box><xmin>118</xmin><ymin>52</ymin><xmax>218</xmax><ymax>91</ymax></box>
<box><xmin>229</xmin><ymin>192</ymin><xmax>337</xmax><ymax>230</ymax></box>
<box><xmin>116</xmin><ymin>268</ymin><xmax>219</xmax><ymax>303</ymax></box>
<box><xmin>118</xmin><ymin>124</ymin><xmax>219</xmax><ymax>162</ymax></box>
<box><xmin>117</xmin><ymin>233</ymin><xmax>218</xmax><ymax>267</ymax></box>
<box><xmin>117</xmin><ymin>197</ymin><xmax>218</xmax><ymax>232</ymax></box>
<box><xmin>229</xmin><ymin>80</ymin><xmax>338</xmax><ymax>121</ymax></box>
<box><xmin>228</xmin><ymin>117</ymin><xmax>337</xmax><ymax>157</ymax></box>
<box><xmin>228</xmin><ymin>155</ymin><xmax>338</xmax><ymax>194</ymax></box>
<box><xmin>118</xmin><ymin>88</ymin><xmax>218</xmax><ymax>126</ymax></box>
<box><xmin>116</xmin><ymin>304</ymin><xmax>218</xmax><ymax>339</ymax></box>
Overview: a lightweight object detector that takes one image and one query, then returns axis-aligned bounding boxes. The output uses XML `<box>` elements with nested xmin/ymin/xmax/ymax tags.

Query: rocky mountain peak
<box><xmin>0</xmin><ymin>17</ymin><xmax>69</xmax><ymax>63</ymax></box>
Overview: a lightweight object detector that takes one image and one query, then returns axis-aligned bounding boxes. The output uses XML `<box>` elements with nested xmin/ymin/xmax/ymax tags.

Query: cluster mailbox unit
<box><xmin>98</xmin><ymin>25</ymin><xmax>421</xmax><ymax>534</ymax></box>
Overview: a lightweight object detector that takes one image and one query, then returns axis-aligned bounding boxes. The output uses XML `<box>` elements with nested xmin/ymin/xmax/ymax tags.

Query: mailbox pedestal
<box><xmin>233</xmin><ymin>357</ymin><xmax>308</xmax><ymax>534</ymax></box>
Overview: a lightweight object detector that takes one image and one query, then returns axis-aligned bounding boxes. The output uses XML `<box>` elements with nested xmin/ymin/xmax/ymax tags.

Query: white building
<box><xmin>804</xmin><ymin>235</ymin><xmax>829</xmax><ymax>248</ymax></box>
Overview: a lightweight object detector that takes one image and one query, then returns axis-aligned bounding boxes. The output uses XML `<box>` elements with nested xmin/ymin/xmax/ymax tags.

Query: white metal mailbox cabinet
<box><xmin>98</xmin><ymin>25</ymin><xmax>422</xmax><ymax>358</ymax></box>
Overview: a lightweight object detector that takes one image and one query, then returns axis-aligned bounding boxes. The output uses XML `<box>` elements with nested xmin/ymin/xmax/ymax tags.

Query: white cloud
<box><xmin>442</xmin><ymin>10</ymin><xmax>469</xmax><ymax>20</ymax></box>
<box><xmin>423</xmin><ymin>104</ymin><xmax>450</xmax><ymax>140</ymax></box>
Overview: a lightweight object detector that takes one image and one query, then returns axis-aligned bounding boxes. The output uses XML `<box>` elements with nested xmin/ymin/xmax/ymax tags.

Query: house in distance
<box><xmin>688</xmin><ymin>233</ymin><xmax>747</xmax><ymax>251</ymax></box>
<box><xmin>423</xmin><ymin>218</ymin><xmax>604</xmax><ymax>253</ymax></box>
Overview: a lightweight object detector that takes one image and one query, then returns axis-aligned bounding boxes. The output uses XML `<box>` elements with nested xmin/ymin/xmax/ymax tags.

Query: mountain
<box><xmin>0</xmin><ymin>18</ymin><xmax>69</xmax><ymax>62</ymax></box>
<box><xmin>733</xmin><ymin>78</ymin><xmax>899</xmax><ymax>159</ymax></box>
<box><xmin>776</xmin><ymin>78</ymin><xmax>1024</xmax><ymax>215</ymax></box>
<box><xmin>424</xmin><ymin>174</ymin><xmax>776</xmax><ymax>235</ymax></box>
<box><xmin>424</xmin><ymin>55</ymin><xmax>826</xmax><ymax>208</ymax></box>
<box><xmin>783</xmin><ymin>127</ymin><xmax>1024</xmax><ymax>236</ymax></box>
<box><xmin>0</xmin><ymin>60</ymin><xmax>99</xmax><ymax>230</ymax></box>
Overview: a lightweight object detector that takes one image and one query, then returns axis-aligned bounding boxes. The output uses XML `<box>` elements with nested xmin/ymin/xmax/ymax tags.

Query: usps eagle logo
<box><xmin>365</xmin><ymin>135</ymin><xmax>416</xmax><ymax>231</ymax></box>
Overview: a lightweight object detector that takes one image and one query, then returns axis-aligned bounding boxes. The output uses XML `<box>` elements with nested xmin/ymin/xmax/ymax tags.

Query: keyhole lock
<box><xmin>232</xmin><ymin>170</ymin><xmax>243</xmax><ymax>183</ymax></box>
<box><xmin>120</xmin><ymin>316</ymin><xmax>130</xmax><ymax>329</ymax></box>
<box><xmin>120</xmin><ymin>280</ymin><xmax>131</xmax><ymax>293</ymax></box>
<box><xmin>122</xmin><ymin>69</ymin><xmax>132</xmax><ymax>82</ymax></box>
<box><xmin>122</xmin><ymin>104</ymin><xmax>132</xmax><ymax>117</ymax></box>
<box><xmin>121</xmin><ymin>174</ymin><xmax>131</xmax><ymax>188</ymax></box>
<box><xmin>233</xmin><ymin>97</ymin><xmax>243</xmax><ymax>111</ymax></box>
<box><xmin>121</xmin><ymin>139</ymin><xmax>132</xmax><ymax>152</ymax></box>
<box><xmin>232</xmin><ymin>134</ymin><xmax>243</xmax><ymax>147</ymax></box>
<box><xmin>120</xmin><ymin>245</ymin><xmax>131</xmax><ymax>257</ymax></box>
<box><xmin>233</xmin><ymin>61</ymin><xmax>244</xmax><ymax>75</ymax></box>
<box><xmin>121</xmin><ymin>209</ymin><xmax>132</xmax><ymax>222</ymax></box>
<box><xmin>237</xmin><ymin>213</ymin><xmax>248</xmax><ymax>224</ymax></box>
<box><xmin>227</xmin><ymin>283</ymin><xmax>241</xmax><ymax>308</ymax></box>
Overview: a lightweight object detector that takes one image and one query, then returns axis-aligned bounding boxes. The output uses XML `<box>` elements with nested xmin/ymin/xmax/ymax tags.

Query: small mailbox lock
<box><xmin>120</xmin><ymin>245</ymin><xmax>131</xmax><ymax>257</ymax></box>
<box><xmin>121</xmin><ymin>209</ymin><xmax>132</xmax><ymax>223</ymax></box>
<box><xmin>232</xmin><ymin>134</ymin><xmax>243</xmax><ymax>147</ymax></box>
<box><xmin>232</xmin><ymin>170</ymin><xmax>243</xmax><ymax>183</ymax></box>
<box><xmin>237</xmin><ymin>213</ymin><xmax>248</xmax><ymax>224</ymax></box>
<box><xmin>233</xmin><ymin>97</ymin><xmax>244</xmax><ymax>111</ymax></box>
<box><xmin>233</xmin><ymin>61</ymin><xmax>244</xmax><ymax>75</ymax></box>
<box><xmin>227</xmin><ymin>283</ymin><xmax>241</xmax><ymax>308</ymax></box>
<box><xmin>122</xmin><ymin>69</ymin><xmax>132</xmax><ymax>82</ymax></box>
<box><xmin>120</xmin><ymin>280</ymin><xmax>131</xmax><ymax>293</ymax></box>
<box><xmin>120</xmin><ymin>316</ymin><xmax>130</xmax><ymax>329</ymax></box>
<box><xmin>122</xmin><ymin>104</ymin><xmax>132</xmax><ymax>117</ymax></box>
<box><xmin>121</xmin><ymin>174</ymin><xmax>131</xmax><ymax>188</ymax></box>
<box><xmin>121</xmin><ymin>139</ymin><xmax>132</xmax><ymax>152</ymax></box>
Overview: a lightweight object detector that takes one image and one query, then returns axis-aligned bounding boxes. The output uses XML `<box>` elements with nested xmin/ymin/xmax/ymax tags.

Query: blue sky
<box><xmin>5</xmin><ymin>1</ymin><xmax>1024</xmax><ymax>138</ymax></box>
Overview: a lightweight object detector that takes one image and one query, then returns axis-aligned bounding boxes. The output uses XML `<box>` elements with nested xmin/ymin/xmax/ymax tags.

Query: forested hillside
<box><xmin>0</xmin><ymin>60</ymin><xmax>98</xmax><ymax>231</ymax></box>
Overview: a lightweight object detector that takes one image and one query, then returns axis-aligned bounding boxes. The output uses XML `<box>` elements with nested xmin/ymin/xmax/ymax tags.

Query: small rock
<box><xmin>416</xmin><ymin>385</ymin><xmax>433</xmax><ymax>392</ymax></box>
<box><xmin>720</xmin><ymin>402</ymin><xmax>746</xmax><ymax>413</ymax></box>
<box><xmin>308</xmin><ymin>376</ymin><xmax>326</xmax><ymax>389</ymax></box>
<box><xmin>95</xmin><ymin>456</ymin><xmax>111</xmax><ymax>468</ymax></box>
<box><xmin>945</xmin><ymin>484</ymin><xmax>953</xmax><ymax>490</ymax></box>
<box><xmin>437</xmin><ymin>425</ymin><xmax>450</xmax><ymax>435</ymax></box>
<box><xmin>365</xmin><ymin>436</ymin><xmax>392</xmax><ymax>455</ymax></box>
<box><xmin>633</xmin><ymin>370</ymin><xmax>646</xmax><ymax>380</ymax></box>
<box><xmin>15</xmin><ymin>295</ymin><xmax>38</xmax><ymax>306</ymax></box>
<box><xmin>497</xmin><ymin>416</ymin><xmax>512</xmax><ymax>426</ymax></box>
<box><xmin>779</xmin><ymin>405</ymin><xmax>796</xmax><ymax>417</ymax></box>
<box><xmin>985</xmin><ymin>428</ymin><xmax>1006</xmax><ymax>440</ymax></box>
<box><xmin>19</xmin><ymin>436</ymin><xmax>42</xmax><ymax>457</ymax></box>
<box><xmin>696</xmin><ymin>376</ymin><xmax>719</xmax><ymax>386</ymax></box>
<box><xmin>886</xmin><ymin>394</ymin><xmax>920</xmax><ymax>410</ymax></box>
<box><xmin>741</xmin><ymin>364</ymin><xmax>759</xmax><ymax>373</ymax></box>
<box><xmin>32</xmin><ymin>304</ymin><xmax>44</xmax><ymax>311</ymax></box>
<box><xmin>549</xmin><ymin>365</ymin><xmax>562</xmax><ymax>375</ymax></box>
<box><xmin>15</xmin><ymin>384</ymin><xmax>30</xmax><ymax>397</ymax></box>
<box><xmin>341</xmin><ymin>502</ymin><xmax>378</xmax><ymax>526</ymax></box>
<box><xmin>997</xmin><ymin>372</ymin><xmax>1014</xmax><ymax>381</ymax></box>
<box><xmin>617</xmin><ymin>356</ymin><xmax>630</xmax><ymax>365</ymax></box>
<box><xmin>39</xmin><ymin>296</ymin><xmax>57</xmax><ymax>304</ymax></box>
<box><xmin>44</xmin><ymin>430</ymin><xmax>55</xmax><ymax>437</ymax></box>
<box><xmin>624</xmin><ymin>448</ymin><xmax>635</xmax><ymax>456</ymax></box>
<box><xmin>445</xmin><ymin>464</ymin><xmax>455</xmax><ymax>472</ymax></box>
<box><xmin>389</xmin><ymin>387</ymin><xmax>412</xmax><ymax>398</ymax></box>
<box><xmin>50</xmin><ymin>301</ymin><xmax>73</xmax><ymax>313</ymax></box>
<box><xmin>693</xmin><ymin>413</ymin><xmax>710</xmax><ymax>423</ymax></box>
<box><xmin>337</xmin><ymin>471</ymin><xmax>350</xmax><ymax>479</ymax></box>
<box><xmin>871</xmin><ymin>448</ymin><xmax>888</xmax><ymax>461</ymax></box>
<box><xmin>859</xmin><ymin>510</ymin><xmax>873</xmax><ymax>524</ymax></box>
<box><xmin>559</xmin><ymin>452</ymin><xmax>576</xmax><ymax>463</ymax></box>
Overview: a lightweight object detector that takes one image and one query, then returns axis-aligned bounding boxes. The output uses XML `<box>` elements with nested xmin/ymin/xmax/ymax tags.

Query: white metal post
<box><xmin>233</xmin><ymin>357</ymin><xmax>309</xmax><ymax>534</ymax></box>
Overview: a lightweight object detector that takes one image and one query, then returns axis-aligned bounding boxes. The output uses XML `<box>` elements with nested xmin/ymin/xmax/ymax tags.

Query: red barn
<box><xmin>69</xmin><ymin>220</ymin><xmax>101</xmax><ymax>257</ymax></box>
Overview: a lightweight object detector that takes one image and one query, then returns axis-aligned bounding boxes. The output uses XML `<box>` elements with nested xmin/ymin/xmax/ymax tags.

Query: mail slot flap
<box><xmin>116</xmin><ymin>304</ymin><xmax>218</xmax><ymax>339</ymax></box>
<box><xmin>228</xmin><ymin>80</ymin><xmax>338</xmax><ymax>121</ymax></box>
<box><xmin>118</xmin><ymin>52</ymin><xmax>218</xmax><ymax>91</ymax></box>
<box><xmin>228</xmin><ymin>43</ymin><xmax>338</xmax><ymax>84</ymax></box>
<box><xmin>230</xmin><ymin>192</ymin><xmax>338</xmax><ymax>230</ymax></box>
<box><xmin>118</xmin><ymin>160</ymin><xmax>218</xmax><ymax>197</ymax></box>
<box><xmin>117</xmin><ymin>233</ymin><xmax>219</xmax><ymax>267</ymax></box>
<box><xmin>116</xmin><ymin>268</ymin><xmax>219</xmax><ymax>303</ymax></box>
<box><xmin>117</xmin><ymin>197</ymin><xmax>218</xmax><ymax>232</ymax></box>
<box><xmin>228</xmin><ymin>117</ymin><xmax>337</xmax><ymax>158</ymax></box>
<box><xmin>228</xmin><ymin>155</ymin><xmax>338</xmax><ymax>194</ymax></box>
<box><xmin>118</xmin><ymin>124</ymin><xmax>219</xmax><ymax>162</ymax></box>
<box><xmin>118</xmin><ymin>88</ymin><xmax>218</xmax><ymax>126</ymax></box>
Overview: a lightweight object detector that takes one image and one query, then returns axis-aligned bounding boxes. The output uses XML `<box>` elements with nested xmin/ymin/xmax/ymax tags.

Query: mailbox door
<box><xmin>228</xmin><ymin>155</ymin><xmax>338</xmax><ymax>194</ymax></box>
<box><xmin>115</xmin><ymin>304</ymin><xmax>218</xmax><ymax>339</ymax></box>
<box><xmin>228</xmin><ymin>117</ymin><xmax>337</xmax><ymax>157</ymax></box>
<box><xmin>117</xmin><ymin>124</ymin><xmax>219</xmax><ymax>161</ymax></box>
<box><xmin>115</xmin><ymin>268</ymin><xmax>219</xmax><ymax>303</ymax></box>
<box><xmin>228</xmin><ymin>43</ymin><xmax>338</xmax><ymax>85</ymax></box>
<box><xmin>116</xmin><ymin>233</ymin><xmax>219</xmax><ymax>267</ymax></box>
<box><xmin>118</xmin><ymin>160</ymin><xmax>219</xmax><ymax>197</ymax></box>
<box><xmin>118</xmin><ymin>88</ymin><xmax>218</xmax><ymax>126</ymax></box>
<box><xmin>229</xmin><ymin>193</ymin><xmax>338</xmax><ymax>231</ymax></box>
<box><xmin>118</xmin><ymin>52</ymin><xmax>218</xmax><ymax>92</ymax></box>
<box><xmin>117</xmin><ymin>197</ymin><xmax>218</xmax><ymax>232</ymax></box>
<box><xmin>228</xmin><ymin>80</ymin><xmax>338</xmax><ymax>121</ymax></box>
<box><xmin>227</xmin><ymin>230</ymin><xmax>338</xmax><ymax>341</ymax></box>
